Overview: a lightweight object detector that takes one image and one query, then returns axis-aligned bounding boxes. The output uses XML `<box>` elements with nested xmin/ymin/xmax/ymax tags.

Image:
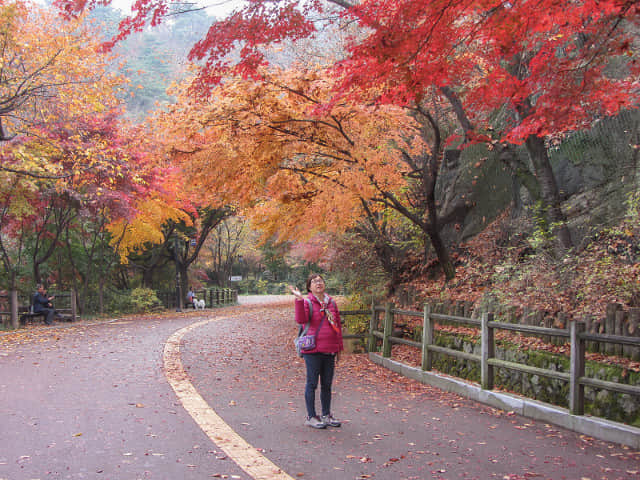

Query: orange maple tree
<box><xmin>153</xmin><ymin>65</ymin><xmax>471</xmax><ymax>279</ymax></box>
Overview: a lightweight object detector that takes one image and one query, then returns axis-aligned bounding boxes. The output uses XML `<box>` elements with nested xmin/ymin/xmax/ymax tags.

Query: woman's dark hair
<box><xmin>306</xmin><ymin>273</ymin><xmax>324</xmax><ymax>292</ymax></box>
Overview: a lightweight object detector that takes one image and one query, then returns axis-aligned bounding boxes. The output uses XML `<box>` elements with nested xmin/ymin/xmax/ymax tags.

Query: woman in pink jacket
<box><xmin>289</xmin><ymin>274</ymin><xmax>344</xmax><ymax>429</ymax></box>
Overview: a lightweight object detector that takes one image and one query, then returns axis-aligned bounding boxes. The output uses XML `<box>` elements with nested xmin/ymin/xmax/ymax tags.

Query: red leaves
<box><xmin>52</xmin><ymin>0</ymin><xmax>90</xmax><ymax>18</ymax></box>
<box><xmin>53</xmin><ymin>0</ymin><xmax>640</xmax><ymax>148</ymax></box>
<box><xmin>187</xmin><ymin>1</ymin><xmax>317</xmax><ymax>94</ymax></box>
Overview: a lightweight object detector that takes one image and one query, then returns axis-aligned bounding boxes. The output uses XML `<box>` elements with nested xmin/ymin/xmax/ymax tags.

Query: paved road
<box><xmin>237</xmin><ymin>295</ymin><xmax>291</xmax><ymax>305</ymax></box>
<box><xmin>1</xmin><ymin>300</ymin><xmax>638</xmax><ymax>480</ymax></box>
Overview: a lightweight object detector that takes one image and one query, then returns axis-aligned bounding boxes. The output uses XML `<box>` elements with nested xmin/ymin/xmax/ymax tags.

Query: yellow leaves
<box><xmin>0</xmin><ymin>1</ymin><xmax>125</xmax><ymax>132</ymax></box>
<box><xmin>108</xmin><ymin>197</ymin><xmax>192</xmax><ymax>262</ymax></box>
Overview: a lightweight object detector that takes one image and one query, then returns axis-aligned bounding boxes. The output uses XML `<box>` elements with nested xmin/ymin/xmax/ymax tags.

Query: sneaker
<box><xmin>304</xmin><ymin>416</ymin><xmax>327</xmax><ymax>429</ymax></box>
<box><xmin>321</xmin><ymin>414</ymin><xmax>341</xmax><ymax>427</ymax></box>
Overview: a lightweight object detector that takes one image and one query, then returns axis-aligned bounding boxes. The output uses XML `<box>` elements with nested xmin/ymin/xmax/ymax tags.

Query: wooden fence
<box><xmin>397</xmin><ymin>292</ymin><xmax>640</xmax><ymax>360</ymax></box>
<box><xmin>341</xmin><ymin>303</ymin><xmax>640</xmax><ymax>417</ymax></box>
<box><xmin>156</xmin><ymin>288</ymin><xmax>237</xmax><ymax>310</ymax></box>
<box><xmin>1</xmin><ymin>288</ymin><xmax>237</xmax><ymax>328</ymax></box>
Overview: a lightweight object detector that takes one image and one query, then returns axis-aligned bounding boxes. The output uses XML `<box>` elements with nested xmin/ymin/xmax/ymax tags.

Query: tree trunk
<box><xmin>10</xmin><ymin>285</ymin><xmax>18</xmax><ymax>329</ymax></box>
<box><xmin>425</xmin><ymin>170</ymin><xmax>456</xmax><ymax>281</ymax></box>
<box><xmin>373</xmin><ymin>241</ymin><xmax>403</xmax><ymax>295</ymax></box>
<box><xmin>98</xmin><ymin>278</ymin><xmax>105</xmax><ymax>315</ymax></box>
<box><xmin>525</xmin><ymin>135</ymin><xmax>573</xmax><ymax>251</ymax></box>
<box><xmin>428</xmin><ymin>225</ymin><xmax>455</xmax><ymax>281</ymax></box>
<box><xmin>180</xmin><ymin>263</ymin><xmax>189</xmax><ymax>305</ymax></box>
<box><xmin>0</xmin><ymin>236</ymin><xmax>20</xmax><ymax>328</ymax></box>
<box><xmin>141</xmin><ymin>266</ymin><xmax>155</xmax><ymax>288</ymax></box>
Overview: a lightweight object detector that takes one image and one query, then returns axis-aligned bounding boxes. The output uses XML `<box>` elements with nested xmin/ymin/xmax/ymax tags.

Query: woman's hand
<box><xmin>288</xmin><ymin>285</ymin><xmax>303</xmax><ymax>300</ymax></box>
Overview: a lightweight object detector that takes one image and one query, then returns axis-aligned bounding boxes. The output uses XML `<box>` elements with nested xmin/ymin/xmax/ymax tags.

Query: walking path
<box><xmin>0</xmin><ymin>299</ymin><xmax>638</xmax><ymax>479</ymax></box>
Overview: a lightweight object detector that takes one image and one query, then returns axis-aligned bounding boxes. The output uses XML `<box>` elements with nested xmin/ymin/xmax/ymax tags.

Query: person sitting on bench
<box><xmin>33</xmin><ymin>283</ymin><xmax>56</xmax><ymax>325</ymax></box>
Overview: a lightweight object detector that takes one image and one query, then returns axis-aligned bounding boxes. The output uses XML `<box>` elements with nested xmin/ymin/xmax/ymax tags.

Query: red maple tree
<box><xmin>55</xmin><ymin>0</ymin><xmax>639</xmax><ymax>255</ymax></box>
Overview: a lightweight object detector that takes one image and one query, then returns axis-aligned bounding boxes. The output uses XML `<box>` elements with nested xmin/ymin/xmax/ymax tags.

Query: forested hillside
<box><xmin>90</xmin><ymin>4</ymin><xmax>214</xmax><ymax>119</ymax></box>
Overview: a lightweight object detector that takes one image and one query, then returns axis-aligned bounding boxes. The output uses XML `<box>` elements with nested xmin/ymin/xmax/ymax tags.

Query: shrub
<box><xmin>130</xmin><ymin>287</ymin><xmax>162</xmax><ymax>313</ymax></box>
<box><xmin>106</xmin><ymin>290</ymin><xmax>135</xmax><ymax>314</ymax></box>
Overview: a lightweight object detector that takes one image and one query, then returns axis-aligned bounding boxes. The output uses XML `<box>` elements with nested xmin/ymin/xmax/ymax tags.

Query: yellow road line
<box><xmin>163</xmin><ymin>318</ymin><xmax>295</xmax><ymax>480</ymax></box>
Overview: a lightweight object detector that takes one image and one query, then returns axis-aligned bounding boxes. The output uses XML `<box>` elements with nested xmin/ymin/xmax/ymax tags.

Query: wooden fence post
<box><xmin>481</xmin><ymin>312</ymin><xmax>495</xmax><ymax>390</ymax></box>
<box><xmin>605</xmin><ymin>303</ymin><xmax>620</xmax><ymax>354</ymax></box>
<box><xmin>553</xmin><ymin>312</ymin><xmax>567</xmax><ymax>346</ymax></box>
<box><xmin>367</xmin><ymin>299</ymin><xmax>377</xmax><ymax>353</ymax></box>
<box><xmin>570</xmin><ymin>321</ymin><xmax>586</xmax><ymax>415</ymax></box>
<box><xmin>630</xmin><ymin>308</ymin><xmax>640</xmax><ymax>361</ymax></box>
<box><xmin>463</xmin><ymin>301</ymin><xmax>472</xmax><ymax>318</ymax></box>
<box><xmin>382</xmin><ymin>302</ymin><xmax>394</xmax><ymax>358</ymax></box>
<box><xmin>421</xmin><ymin>304</ymin><xmax>433</xmax><ymax>371</ymax></box>
<box><xmin>583</xmin><ymin>314</ymin><xmax>595</xmax><ymax>352</ymax></box>
<box><xmin>70</xmin><ymin>290</ymin><xmax>77</xmax><ymax>321</ymax></box>
<box><xmin>615</xmin><ymin>309</ymin><xmax>625</xmax><ymax>356</ymax></box>
<box><xmin>542</xmin><ymin>313</ymin><xmax>552</xmax><ymax>343</ymax></box>
<box><xmin>10</xmin><ymin>289</ymin><xmax>18</xmax><ymax>329</ymax></box>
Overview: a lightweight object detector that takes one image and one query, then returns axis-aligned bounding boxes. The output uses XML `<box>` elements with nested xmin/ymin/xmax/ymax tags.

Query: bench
<box><xmin>1</xmin><ymin>290</ymin><xmax>76</xmax><ymax>328</ymax></box>
<box><xmin>19</xmin><ymin>292</ymin><xmax>76</xmax><ymax>325</ymax></box>
<box><xmin>19</xmin><ymin>307</ymin><xmax>46</xmax><ymax>325</ymax></box>
<box><xmin>19</xmin><ymin>307</ymin><xmax>75</xmax><ymax>325</ymax></box>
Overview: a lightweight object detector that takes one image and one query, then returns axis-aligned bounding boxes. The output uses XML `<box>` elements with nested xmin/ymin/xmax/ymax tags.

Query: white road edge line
<box><xmin>163</xmin><ymin>317</ymin><xmax>295</xmax><ymax>480</ymax></box>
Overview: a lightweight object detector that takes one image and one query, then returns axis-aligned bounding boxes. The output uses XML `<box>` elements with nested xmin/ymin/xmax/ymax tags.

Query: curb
<box><xmin>369</xmin><ymin>352</ymin><xmax>640</xmax><ymax>449</ymax></box>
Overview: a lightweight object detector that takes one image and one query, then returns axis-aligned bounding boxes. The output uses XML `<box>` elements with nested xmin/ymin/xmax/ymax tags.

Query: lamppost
<box><xmin>174</xmin><ymin>233</ymin><xmax>182</xmax><ymax>312</ymax></box>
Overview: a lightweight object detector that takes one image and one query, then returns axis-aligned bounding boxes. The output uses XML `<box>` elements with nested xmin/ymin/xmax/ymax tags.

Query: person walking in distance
<box><xmin>289</xmin><ymin>274</ymin><xmax>343</xmax><ymax>429</ymax></box>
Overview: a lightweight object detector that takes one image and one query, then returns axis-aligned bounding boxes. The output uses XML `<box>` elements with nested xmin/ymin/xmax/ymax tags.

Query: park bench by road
<box><xmin>20</xmin><ymin>291</ymin><xmax>77</xmax><ymax>325</ymax></box>
<box><xmin>1</xmin><ymin>291</ymin><xmax>77</xmax><ymax>327</ymax></box>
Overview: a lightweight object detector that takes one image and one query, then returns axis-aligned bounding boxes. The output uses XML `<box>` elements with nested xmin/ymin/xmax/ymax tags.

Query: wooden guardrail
<box><xmin>339</xmin><ymin>309</ymin><xmax>370</xmax><ymax>341</ymax></box>
<box><xmin>157</xmin><ymin>288</ymin><xmax>238</xmax><ymax>310</ymax></box>
<box><xmin>401</xmin><ymin>292</ymin><xmax>640</xmax><ymax>359</ymax></box>
<box><xmin>365</xmin><ymin>303</ymin><xmax>640</xmax><ymax>417</ymax></box>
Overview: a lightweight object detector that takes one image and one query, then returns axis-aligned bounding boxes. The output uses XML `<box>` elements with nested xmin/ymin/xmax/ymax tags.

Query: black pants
<box><xmin>38</xmin><ymin>308</ymin><xmax>55</xmax><ymax>325</ymax></box>
<box><xmin>303</xmin><ymin>353</ymin><xmax>336</xmax><ymax>418</ymax></box>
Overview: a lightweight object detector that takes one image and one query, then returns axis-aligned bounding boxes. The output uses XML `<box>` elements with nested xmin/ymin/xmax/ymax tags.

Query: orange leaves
<box><xmin>156</xmin><ymin>66</ymin><xmax>424</xmax><ymax>243</ymax></box>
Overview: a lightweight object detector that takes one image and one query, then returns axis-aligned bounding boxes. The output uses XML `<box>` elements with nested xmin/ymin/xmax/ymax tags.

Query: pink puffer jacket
<box><xmin>295</xmin><ymin>294</ymin><xmax>343</xmax><ymax>354</ymax></box>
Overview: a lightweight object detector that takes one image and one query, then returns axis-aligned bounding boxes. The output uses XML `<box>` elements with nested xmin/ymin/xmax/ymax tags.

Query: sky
<box><xmin>110</xmin><ymin>0</ymin><xmax>245</xmax><ymax>18</ymax></box>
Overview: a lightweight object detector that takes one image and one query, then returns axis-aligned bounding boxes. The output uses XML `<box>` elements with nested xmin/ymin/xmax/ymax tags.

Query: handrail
<box><xmin>580</xmin><ymin>332</ymin><xmax>640</xmax><ymax>346</ymax></box>
<box><xmin>365</xmin><ymin>302</ymin><xmax>640</xmax><ymax>421</ymax></box>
